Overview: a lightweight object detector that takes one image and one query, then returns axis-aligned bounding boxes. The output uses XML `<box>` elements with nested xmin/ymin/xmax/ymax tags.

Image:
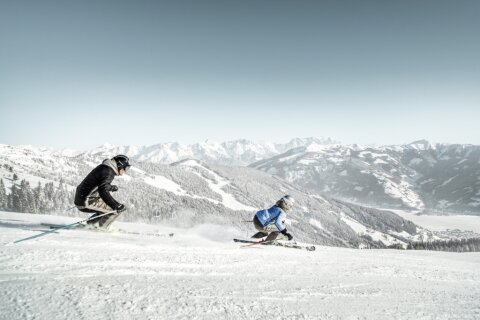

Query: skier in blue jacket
<box><xmin>252</xmin><ymin>195</ymin><xmax>294</xmax><ymax>241</ymax></box>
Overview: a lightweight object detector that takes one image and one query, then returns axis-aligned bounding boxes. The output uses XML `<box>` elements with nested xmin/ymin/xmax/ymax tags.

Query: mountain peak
<box><xmin>171</xmin><ymin>158</ymin><xmax>203</xmax><ymax>167</ymax></box>
<box><xmin>408</xmin><ymin>140</ymin><xmax>431</xmax><ymax>150</ymax></box>
<box><xmin>100</xmin><ymin>142</ymin><xmax>115</xmax><ymax>149</ymax></box>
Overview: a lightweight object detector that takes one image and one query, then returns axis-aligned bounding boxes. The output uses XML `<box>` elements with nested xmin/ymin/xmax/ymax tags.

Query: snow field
<box><xmin>390</xmin><ymin>209</ymin><xmax>480</xmax><ymax>233</ymax></box>
<box><xmin>1</xmin><ymin>212</ymin><xmax>480</xmax><ymax>320</ymax></box>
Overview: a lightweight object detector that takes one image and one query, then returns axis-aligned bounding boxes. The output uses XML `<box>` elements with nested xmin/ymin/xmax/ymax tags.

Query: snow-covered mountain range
<box><xmin>251</xmin><ymin>140</ymin><xmax>480</xmax><ymax>215</ymax></box>
<box><xmin>85</xmin><ymin>137</ymin><xmax>337</xmax><ymax>166</ymax></box>
<box><xmin>1</xmin><ymin>138</ymin><xmax>479</xmax><ymax>248</ymax></box>
<box><xmin>79</xmin><ymin>138</ymin><xmax>480</xmax><ymax>214</ymax></box>
<box><xmin>0</xmin><ymin>142</ymin><xmax>455</xmax><ymax>249</ymax></box>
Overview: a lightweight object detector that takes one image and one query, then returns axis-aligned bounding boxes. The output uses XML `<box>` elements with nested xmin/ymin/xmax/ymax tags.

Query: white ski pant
<box><xmin>76</xmin><ymin>190</ymin><xmax>114</xmax><ymax>213</ymax></box>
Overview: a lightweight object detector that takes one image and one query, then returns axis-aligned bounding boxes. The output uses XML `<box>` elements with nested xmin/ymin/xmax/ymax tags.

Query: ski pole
<box><xmin>10</xmin><ymin>210</ymin><xmax>117</xmax><ymax>245</ymax></box>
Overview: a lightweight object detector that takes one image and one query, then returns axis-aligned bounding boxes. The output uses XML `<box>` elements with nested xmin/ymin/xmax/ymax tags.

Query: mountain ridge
<box><xmin>0</xmin><ymin>142</ymin><xmax>453</xmax><ymax>248</ymax></box>
<box><xmin>2</xmin><ymin>138</ymin><xmax>480</xmax><ymax>215</ymax></box>
<box><xmin>250</xmin><ymin>142</ymin><xmax>480</xmax><ymax>215</ymax></box>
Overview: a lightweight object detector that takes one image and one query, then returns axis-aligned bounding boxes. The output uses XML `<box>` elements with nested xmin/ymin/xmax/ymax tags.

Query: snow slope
<box><xmin>1</xmin><ymin>212</ymin><xmax>480</xmax><ymax>320</ymax></box>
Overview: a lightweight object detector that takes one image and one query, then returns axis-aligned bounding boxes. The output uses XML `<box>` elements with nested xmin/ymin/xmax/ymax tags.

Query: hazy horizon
<box><xmin>1</xmin><ymin>0</ymin><xmax>479</xmax><ymax>149</ymax></box>
<box><xmin>2</xmin><ymin>136</ymin><xmax>476</xmax><ymax>152</ymax></box>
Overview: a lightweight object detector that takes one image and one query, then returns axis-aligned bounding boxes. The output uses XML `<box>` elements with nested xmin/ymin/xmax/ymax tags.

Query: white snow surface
<box><xmin>391</xmin><ymin>209</ymin><xmax>480</xmax><ymax>233</ymax></box>
<box><xmin>339</xmin><ymin>213</ymin><xmax>406</xmax><ymax>247</ymax></box>
<box><xmin>176</xmin><ymin>161</ymin><xmax>257</xmax><ymax>211</ymax></box>
<box><xmin>144</xmin><ymin>174</ymin><xmax>187</xmax><ymax>196</ymax></box>
<box><xmin>1</xmin><ymin>212</ymin><xmax>480</xmax><ymax>319</ymax></box>
<box><xmin>190</xmin><ymin>171</ymin><xmax>257</xmax><ymax>212</ymax></box>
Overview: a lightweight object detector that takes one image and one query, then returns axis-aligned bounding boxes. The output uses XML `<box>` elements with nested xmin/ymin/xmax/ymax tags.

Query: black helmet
<box><xmin>113</xmin><ymin>155</ymin><xmax>131</xmax><ymax>171</ymax></box>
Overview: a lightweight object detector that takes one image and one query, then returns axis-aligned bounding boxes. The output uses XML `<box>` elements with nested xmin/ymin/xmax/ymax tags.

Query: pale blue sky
<box><xmin>1</xmin><ymin>0</ymin><xmax>479</xmax><ymax>149</ymax></box>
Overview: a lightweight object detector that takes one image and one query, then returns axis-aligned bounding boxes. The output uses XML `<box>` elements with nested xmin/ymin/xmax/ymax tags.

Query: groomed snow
<box><xmin>1</xmin><ymin>212</ymin><xmax>480</xmax><ymax>320</ymax></box>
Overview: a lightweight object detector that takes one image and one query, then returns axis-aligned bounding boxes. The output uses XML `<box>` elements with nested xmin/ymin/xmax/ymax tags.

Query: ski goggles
<box><xmin>119</xmin><ymin>164</ymin><xmax>131</xmax><ymax>172</ymax></box>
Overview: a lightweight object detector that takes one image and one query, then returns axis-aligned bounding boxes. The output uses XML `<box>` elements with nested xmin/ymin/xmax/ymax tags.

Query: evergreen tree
<box><xmin>44</xmin><ymin>182</ymin><xmax>55</xmax><ymax>201</ymax></box>
<box><xmin>18</xmin><ymin>180</ymin><xmax>30</xmax><ymax>212</ymax></box>
<box><xmin>23</xmin><ymin>180</ymin><xmax>36</xmax><ymax>213</ymax></box>
<box><xmin>9</xmin><ymin>184</ymin><xmax>21</xmax><ymax>212</ymax></box>
<box><xmin>55</xmin><ymin>179</ymin><xmax>67</xmax><ymax>209</ymax></box>
<box><xmin>33</xmin><ymin>182</ymin><xmax>43</xmax><ymax>213</ymax></box>
<box><xmin>0</xmin><ymin>178</ymin><xmax>6</xmax><ymax>210</ymax></box>
<box><xmin>43</xmin><ymin>183</ymin><xmax>55</xmax><ymax>212</ymax></box>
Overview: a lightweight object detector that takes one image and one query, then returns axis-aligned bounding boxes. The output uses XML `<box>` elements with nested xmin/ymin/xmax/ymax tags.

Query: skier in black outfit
<box><xmin>74</xmin><ymin>155</ymin><xmax>131</xmax><ymax>229</ymax></box>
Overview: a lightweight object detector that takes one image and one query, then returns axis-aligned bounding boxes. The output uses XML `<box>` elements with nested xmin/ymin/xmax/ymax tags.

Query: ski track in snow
<box><xmin>1</xmin><ymin>212</ymin><xmax>480</xmax><ymax>320</ymax></box>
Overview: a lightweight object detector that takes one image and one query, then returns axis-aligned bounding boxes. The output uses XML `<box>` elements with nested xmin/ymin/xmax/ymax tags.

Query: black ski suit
<box><xmin>74</xmin><ymin>162</ymin><xmax>121</xmax><ymax>212</ymax></box>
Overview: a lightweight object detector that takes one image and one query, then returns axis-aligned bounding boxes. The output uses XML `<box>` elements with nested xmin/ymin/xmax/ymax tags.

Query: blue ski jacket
<box><xmin>255</xmin><ymin>205</ymin><xmax>286</xmax><ymax>232</ymax></box>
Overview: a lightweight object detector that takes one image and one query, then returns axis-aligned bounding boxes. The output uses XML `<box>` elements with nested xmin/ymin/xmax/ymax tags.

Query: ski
<box><xmin>233</xmin><ymin>238</ymin><xmax>315</xmax><ymax>251</ymax></box>
<box><xmin>233</xmin><ymin>238</ymin><xmax>264</xmax><ymax>244</ymax></box>
<box><xmin>11</xmin><ymin>210</ymin><xmax>116</xmax><ymax>244</ymax></box>
<box><xmin>268</xmin><ymin>240</ymin><xmax>316</xmax><ymax>251</ymax></box>
<box><xmin>116</xmin><ymin>229</ymin><xmax>174</xmax><ymax>238</ymax></box>
<box><xmin>41</xmin><ymin>223</ymin><xmax>174</xmax><ymax>238</ymax></box>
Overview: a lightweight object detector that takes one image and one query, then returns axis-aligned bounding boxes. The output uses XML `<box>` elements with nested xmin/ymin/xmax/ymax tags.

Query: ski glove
<box><xmin>109</xmin><ymin>185</ymin><xmax>119</xmax><ymax>192</ymax></box>
<box><xmin>280</xmin><ymin>228</ymin><xmax>293</xmax><ymax>241</ymax></box>
<box><xmin>116</xmin><ymin>204</ymin><xmax>126</xmax><ymax>213</ymax></box>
